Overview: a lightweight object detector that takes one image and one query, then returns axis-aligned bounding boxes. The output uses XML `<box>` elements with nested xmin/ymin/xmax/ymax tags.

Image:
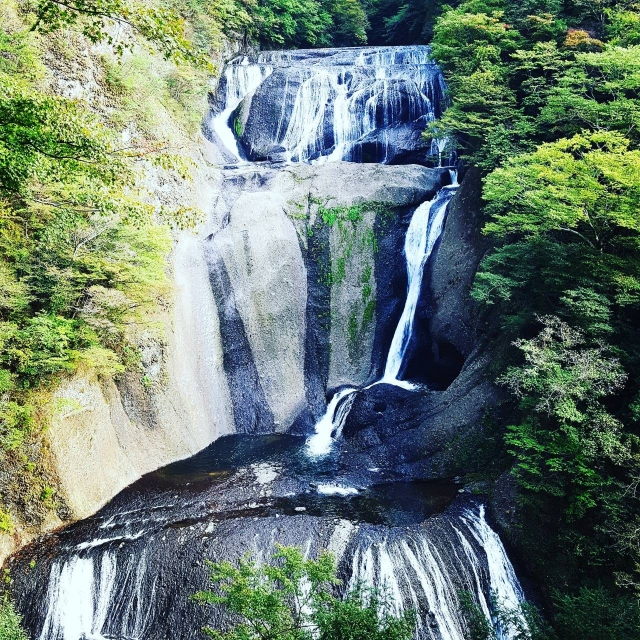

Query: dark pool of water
<box><xmin>145</xmin><ymin>433</ymin><xmax>460</xmax><ymax>527</ymax></box>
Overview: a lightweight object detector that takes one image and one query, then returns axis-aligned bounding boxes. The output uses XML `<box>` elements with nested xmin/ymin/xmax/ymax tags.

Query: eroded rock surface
<box><xmin>204</xmin><ymin>162</ymin><xmax>447</xmax><ymax>434</ymax></box>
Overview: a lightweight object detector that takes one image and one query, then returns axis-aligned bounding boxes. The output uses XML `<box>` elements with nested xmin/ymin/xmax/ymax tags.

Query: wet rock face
<box><xmin>428</xmin><ymin>168</ymin><xmax>489</xmax><ymax>359</ymax></box>
<box><xmin>206</xmin><ymin>162</ymin><xmax>448</xmax><ymax>435</ymax></box>
<box><xmin>217</xmin><ymin>46</ymin><xmax>446</xmax><ymax>164</ymax></box>
<box><xmin>7</xmin><ymin>435</ymin><xmax>524</xmax><ymax>640</ymax></box>
<box><xmin>238</xmin><ymin>69</ymin><xmax>337</xmax><ymax>161</ymax></box>
<box><xmin>342</xmin><ymin>383</ymin><xmax>431</xmax><ymax>441</ymax></box>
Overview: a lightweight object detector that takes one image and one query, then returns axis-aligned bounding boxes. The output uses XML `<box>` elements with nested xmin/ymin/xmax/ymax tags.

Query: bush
<box><xmin>0</xmin><ymin>599</ymin><xmax>28</xmax><ymax>640</ymax></box>
<box><xmin>553</xmin><ymin>586</ymin><xmax>640</xmax><ymax>640</ymax></box>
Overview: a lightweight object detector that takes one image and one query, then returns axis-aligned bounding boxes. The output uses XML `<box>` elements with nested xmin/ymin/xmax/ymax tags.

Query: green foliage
<box><xmin>27</xmin><ymin>0</ymin><xmax>372</xmax><ymax>61</ymax></box>
<box><xmin>432</xmin><ymin>0</ymin><xmax>640</xmax><ymax>630</ymax></box>
<box><xmin>313</xmin><ymin>585</ymin><xmax>416</xmax><ymax>640</ymax></box>
<box><xmin>0</xmin><ymin>509</ymin><xmax>13</xmax><ymax>533</ymax></box>
<box><xmin>252</xmin><ymin>0</ymin><xmax>332</xmax><ymax>47</ymax></box>
<box><xmin>427</xmin><ymin>0</ymin><xmax>640</xmax><ymax>169</ymax></box>
<box><xmin>482</xmin><ymin>132</ymin><xmax>640</xmax><ymax>252</ymax></box>
<box><xmin>552</xmin><ymin>586</ymin><xmax>640</xmax><ymax>640</ymax></box>
<box><xmin>194</xmin><ymin>545</ymin><xmax>339</xmax><ymax>640</ymax></box>
<box><xmin>0</xmin><ymin>8</ymin><xmax>175</xmax><ymax>420</ymax></box>
<box><xmin>0</xmin><ymin>0</ymin><xmax>202</xmax><ymax>538</ymax></box>
<box><xmin>250</xmin><ymin>0</ymin><xmax>368</xmax><ymax>47</ymax></box>
<box><xmin>31</xmin><ymin>0</ymin><xmax>210</xmax><ymax>65</ymax></box>
<box><xmin>501</xmin><ymin>316</ymin><xmax>628</xmax><ymax>517</ymax></box>
<box><xmin>0</xmin><ymin>598</ymin><xmax>28</xmax><ymax>640</ymax></box>
<box><xmin>322</xmin><ymin>0</ymin><xmax>368</xmax><ymax>45</ymax></box>
<box><xmin>459</xmin><ymin>591</ymin><xmax>495</xmax><ymax>640</ymax></box>
<box><xmin>363</xmin><ymin>0</ymin><xmax>447</xmax><ymax>44</ymax></box>
<box><xmin>459</xmin><ymin>591</ymin><xmax>555</xmax><ymax>640</ymax></box>
<box><xmin>194</xmin><ymin>545</ymin><xmax>415</xmax><ymax>640</ymax></box>
<box><xmin>233</xmin><ymin>117</ymin><xmax>243</xmax><ymax>138</ymax></box>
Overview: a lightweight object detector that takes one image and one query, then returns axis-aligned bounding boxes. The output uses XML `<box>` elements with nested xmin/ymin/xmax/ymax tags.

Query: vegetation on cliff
<box><xmin>0</xmin><ymin>597</ymin><xmax>28</xmax><ymax>640</ymax></box>
<box><xmin>418</xmin><ymin>0</ymin><xmax>640</xmax><ymax>637</ymax></box>
<box><xmin>0</xmin><ymin>0</ymin><xmax>230</xmax><ymax>570</ymax></box>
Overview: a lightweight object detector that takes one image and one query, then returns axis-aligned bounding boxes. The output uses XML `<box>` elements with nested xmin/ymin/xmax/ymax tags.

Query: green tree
<box><xmin>322</xmin><ymin>0</ymin><xmax>369</xmax><ymax>45</ymax></box>
<box><xmin>501</xmin><ymin>316</ymin><xmax>628</xmax><ymax>517</ymax></box>
<box><xmin>253</xmin><ymin>0</ymin><xmax>333</xmax><ymax>47</ymax></box>
<box><xmin>482</xmin><ymin>131</ymin><xmax>640</xmax><ymax>252</ymax></box>
<box><xmin>31</xmin><ymin>0</ymin><xmax>208</xmax><ymax>64</ymax></box>
<box><xmin>193</xmin><ymin>545</ymin><xmax>415</xmax><ymax>640</ymax></box>
<box><xmin>552</xmin><ymin>586</ymin><xmax>640</xmax><ymax>640</ymax></box>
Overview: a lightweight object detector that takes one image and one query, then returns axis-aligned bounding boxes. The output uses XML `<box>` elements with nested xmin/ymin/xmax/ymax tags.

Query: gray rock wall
<box><xmin>428</xmin><ymin>168</ymin><xmax>489</xmax><ymax>358</ymax></box>
<box><xmin>204</xmin><ymin>162</ymin><xmax>447</xmax><ymax>433</ymax></box>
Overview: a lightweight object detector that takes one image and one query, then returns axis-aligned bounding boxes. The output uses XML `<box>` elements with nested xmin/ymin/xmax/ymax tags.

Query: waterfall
<box><xmin>39</xmin><ymin>554</ymin><xmax>116</xmax><ymax>640</ymax></box>
<box><xmin>21</xmin><ymin>503</ymin><xmax>524</xmax><ymax>640</ymax></box>
<box><xmin>348</xmin><ymin>505</ymin><xmax>526</xmax><ymax>640</ymax></box>
<box><xmin>382</xmin><ymin>187</ymin><xmax>455</xmax><ymax>385</ymax></box>
<box><xmin>306</xmin><ymin>182</ymin><xmax>457</xmax><ymax>456</ymax></box>
<box><xmin>37</xmin><ymin>550</ymin><xmax>153</xmax><ymax>640</ymax></box>
<box><xmin>212</xmin><ymin>46</ymin><xmax>447</xmax><ymax>164</ymax></box>
<box><xmin>210</xmin><ymin>57</ymin><xmax>273</xmax><ymax>161</ymax></box>
<box><xmin>8</xmin><ymin>45</ymin><xmax>527</xmax><ymax>640</ymax></box>
<box><xmin>306</xmin><ymin>387</ymin><xmax>358</xmax><ymax>457</ymax></box>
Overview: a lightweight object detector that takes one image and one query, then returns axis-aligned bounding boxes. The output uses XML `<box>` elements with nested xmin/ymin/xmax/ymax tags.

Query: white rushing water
<box><xmin>213</xmin><ymin>46</ymin><xmax>446</xmax><ymax>164</ymax></box>
<box><xmin>39</xmin><ymin>555</ymin><xmax>116</xmax><ymax>640</ymax></box>
<box><xmin>210</xmin><ymin>58</ymin><xmax>272</xmax><ymax>161</ymax></box>
<box><xmin>381</xmin><ymin>187</ymin><xmax>455</xmax><ymax>385</ymax></box>
<box><xmin>306</xmin><ymin>386</ymin><xmax>358</xmax><ymax>457</ymax></box>
<box><xmin>348</xmin><ymin>505</ymin><xmax>526</xmax><ymax>640</ymax></box>
<box><xmin>34</xmin><ymin>504</ymin><xmax>524</xmax><ymax>640</ymax></box>
<box><xmin>39</xmin><ymin>551</ymin><xmax>153</xmax><ymax>640</ymax></box>
<box><xmin>307</xmin><ymin>182</ymin><xmax>457</xmax><ymax>456</ymax></box>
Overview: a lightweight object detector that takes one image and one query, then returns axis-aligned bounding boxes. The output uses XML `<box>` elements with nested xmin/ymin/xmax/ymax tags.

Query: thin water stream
<box><xmin>307</xmin><ymin>178</ymin><xmax>458</xmax><ymax>458</ymax></box>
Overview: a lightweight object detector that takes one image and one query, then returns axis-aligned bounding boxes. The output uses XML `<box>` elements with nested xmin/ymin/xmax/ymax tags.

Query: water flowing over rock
<box><xmin>382</xmin><ymin>185</ymin><xmax>456</xmax><ymax>385</ymax></box>
<box><xmin>209</xmin><ymin>46</ymin><xmax>447</xmax><ymax>164</ymax></box>
<box><xmin>5</xmin><ymin>45</ymin><xmax>519</xmax><ymax>640</ymax></box>
<box><xmin>8</xmin><ymin>438</ymin><xmax>525</xmax><ymax>640</ymax></box>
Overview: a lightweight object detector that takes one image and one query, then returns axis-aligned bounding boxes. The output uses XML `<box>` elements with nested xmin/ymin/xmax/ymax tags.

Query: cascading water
<box><xmin>382</xmin><ymin>184</ymin><xmax>456</xmax><ymax>385</ymax></box>
<box><xmin>209</xmin><ymin>58</ymin><xmax>273</xmax><ymax>161</ymax></box>
<box><xmin>307</xmin><ymin>177</ymin><xmax>458</xmax><ymax>456</ymax></box>
<box><xmin>211</xmin><ymin>46</ymin><xmax>448</xmax><ymax>164</ymax></box>
<box><xmin>306</xmin><ymin>387</ymin><xmax>358</xmax><ymax>457</ymax></box>
<box><xmin>6</xmin><ymin>45</ymin><xmax>526</xmax><ymax>640</ymax></box>
<box><xmin>8</xmin><ymin>442</ymin><xmax>526</xmax><ymax>640</ymax></box>
<box><xmin>348</xmin><ymin>505</ymin><xmax>524</xmax><ymax>640</ymax></box>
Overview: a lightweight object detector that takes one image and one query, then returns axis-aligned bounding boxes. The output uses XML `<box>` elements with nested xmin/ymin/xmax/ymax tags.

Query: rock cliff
<box><xmin>205</xmin><ymin>162</ymin><xmax>447</xmax><ymax>435</ymax></box>
<box><xmin>341</xmin><ymin>168</ymin><xmax>500</xmax><ymax>477</ymax></box>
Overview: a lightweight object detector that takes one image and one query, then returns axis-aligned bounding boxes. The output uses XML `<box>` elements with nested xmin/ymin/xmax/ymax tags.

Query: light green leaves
<box><xmin>0</xmin><ymin>599</ymin><xmax>28</xmax><ymax>640</ymax></box>
<box><xmin>194</xmin><ymin>545</ymin><xmax>415</xmax><ymax>640</ymax></box>
<box><xmin>483</xmin><ymin>132</ymin><xmax>640</xmax><ymax>251</ymax></box>
<box><xmin>31</xmin><ymin>0</ymin><xmax>210</xmax><ymax>66</ymax></box>
<box><xmin>501</xmin><ymin>316</ymin><xmax>629</xmax><ymax>518</ymax></box>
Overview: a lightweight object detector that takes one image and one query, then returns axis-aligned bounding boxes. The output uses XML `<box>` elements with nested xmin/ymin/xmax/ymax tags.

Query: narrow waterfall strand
<box><xmin>211</xmin><ymin>60</ymin><xmax>272</xmax><ymax>161</ymax></box>
<box><xmin>382</xmin><ymin>189</ymin><xmax>454</xmax><ymax>384</ymax></box>
<box><xmin>39</xmin><ymin>556</ymin><xmax>109</xmax><ymax>640</ymax></box>
<box><xmin>306</xmin><ymin>387</ymin><xmax>357</xmax><ymax>457</ymax></box>
<box><xmin>463</xmin><ymin>505</ymin><xmax>527</xmax><ymax>639</ymax></box>
<box><xmin>305</xmin><ymin>187</ymin><xmax>455</xmax><ymax>456</ymax></box>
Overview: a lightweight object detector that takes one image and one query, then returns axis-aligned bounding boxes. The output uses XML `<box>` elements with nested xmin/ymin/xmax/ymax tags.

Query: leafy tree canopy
<box><xmin>194</xmin><ymin>545</ymin><xmax>415</xmax><ymax>640</ymax></box>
